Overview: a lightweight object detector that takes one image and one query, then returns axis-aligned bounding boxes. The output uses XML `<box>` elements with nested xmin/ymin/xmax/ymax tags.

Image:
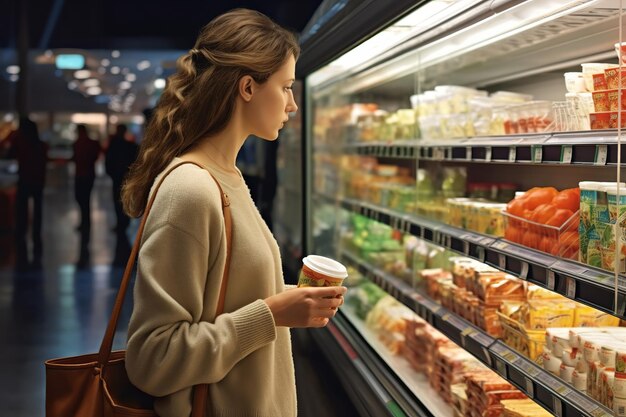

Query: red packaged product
<box><xmin>593</xmin><ymin>73</ymin><xmax>608</xmax><ymax>91</ymax></box>
<box><xmin>590</xmin><ymin>112</ymin><xmax>611</xmax><ymax>129</ymax></box>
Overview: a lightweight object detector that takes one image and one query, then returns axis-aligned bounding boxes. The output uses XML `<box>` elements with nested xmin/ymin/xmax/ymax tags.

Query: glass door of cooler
<box><xmin>305</xmin><ymin>1</ymin><xmax>626</xmax><ymax>417</ymax></box>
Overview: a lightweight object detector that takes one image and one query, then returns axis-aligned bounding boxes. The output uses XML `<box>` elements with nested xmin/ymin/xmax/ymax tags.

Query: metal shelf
<box><xmin>334</xmin><ymin>196</ymin><xmax>626</xmax><ymax>320</ymax></box>
<box><xmin>340</xmin><ymin>131</ymin><xmax>626</xmax><ymax>166</ymax></box>
<box><xmin>341</xmin><ymin>251</ymin><xmax>614</xmax><ymax>417</ymax></box>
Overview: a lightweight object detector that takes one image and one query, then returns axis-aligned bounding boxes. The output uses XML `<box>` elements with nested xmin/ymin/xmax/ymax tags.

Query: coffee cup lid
<box><xmin>303</xmin><ymin>255</ymin><xmax>348</xmax><ymax>279</ymax></box>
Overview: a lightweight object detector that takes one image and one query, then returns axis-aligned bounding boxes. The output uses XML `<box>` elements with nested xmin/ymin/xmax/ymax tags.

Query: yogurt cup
<box><xmin>615</xmin><ymin>396</ymin><xmax>626</xmax><ymax>417</ymax></box>
<box><xmin>562</xmin><ymin>347</ymin><xmax>581</xmax><ymax>367</ymax></box>
<box><xmin>298</xmin><ymin>255</ymin><xmax>348</xmax><ymax>288</ymax></box>
<box><xmin>543</xmin><ymin>351</ymin><xmax>562</xmax><ymax>374</ymax></box>
<box><xmin>560</xmin><ymin>363</ymin><xmax>575</xmax><ymax>383</ymax></box>
<box><xmin>573</xmin><ymin>370</ymin><xmax>587</xmax><ymax>391</ymax></box>
<box><xmin>564</xmin><ymin>72</ymin><xmax>587</xmax><ymax>93</ymax></box>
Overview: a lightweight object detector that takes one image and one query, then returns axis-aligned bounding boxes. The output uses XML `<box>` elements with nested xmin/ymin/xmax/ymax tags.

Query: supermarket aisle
<box><xmin>0</xmin><ymin>162</ymin><xmax>356</xmax><ymax>417</ymax></box>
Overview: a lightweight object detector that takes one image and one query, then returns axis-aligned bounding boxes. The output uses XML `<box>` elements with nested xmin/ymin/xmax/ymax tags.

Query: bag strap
<box><xmin>97</xmin><ymin>160</ymin><xmax>233</xmax><ymax>416</ymax></box>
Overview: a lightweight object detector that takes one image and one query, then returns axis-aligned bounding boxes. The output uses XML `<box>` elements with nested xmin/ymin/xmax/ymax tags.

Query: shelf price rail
<box><xmin>339</xmin><ymin>132</ymin><xmax>626</xmax><ymax>165</ymax></box>
<box><xmin>335</xmin><ymin>197</ymin><xmax>626</xmax><ymax>320</ymax></box>
<box><xmin>340</xmin><ymin>251</ymin><xmax>613</xmax><ymax>417</ymax></box>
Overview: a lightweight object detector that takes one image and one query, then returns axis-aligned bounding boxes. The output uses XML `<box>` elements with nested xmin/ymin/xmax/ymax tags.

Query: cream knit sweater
<box><xmin>126</xmin><ymin>158</ymin><xmax>296</xmax><ymax>417</ymax></box>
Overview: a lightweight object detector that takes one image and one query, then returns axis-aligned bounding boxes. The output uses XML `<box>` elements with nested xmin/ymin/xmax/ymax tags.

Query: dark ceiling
<box><xmin>1</xmin><ymin>0</ymin><xmax>324</xmax><ymax>50</ymax></box>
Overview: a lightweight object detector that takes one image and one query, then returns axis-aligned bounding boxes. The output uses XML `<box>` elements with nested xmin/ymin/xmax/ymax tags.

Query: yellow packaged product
<box><xmin>574</xmin><ymin>304</ymin><xmax>621</xmax><ymax>327</ymax></box>
<box><xmin>526</xmin><ymin>284</ymin><xmax>565</xmax><ymax>300</ymax></box>
<box><xmin>527</xmin><ymin>299</ymin><xmax>576</xmax><ymax>330</ymax></box>
<box><xmin>501</xmin><ymin>399</ymin><xmax>553</xmax><ymax>417</ymax></box>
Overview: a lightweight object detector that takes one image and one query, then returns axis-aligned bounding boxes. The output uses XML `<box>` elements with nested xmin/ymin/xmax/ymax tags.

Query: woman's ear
<box><xmin>239</xmin><ymin>75</ymin><xmax>255</xmax><ymax>102</ymax></box>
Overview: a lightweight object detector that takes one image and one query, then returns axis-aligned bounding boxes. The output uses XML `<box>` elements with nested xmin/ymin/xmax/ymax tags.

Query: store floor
<box><xmin>0</xmin><ymin>163</ymin><xmax>358</xmax><ymax>417</ymax></box>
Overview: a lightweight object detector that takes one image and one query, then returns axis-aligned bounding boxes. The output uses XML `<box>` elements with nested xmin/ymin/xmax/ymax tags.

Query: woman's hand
<box><xmin>264</xmin><ymin>286</ymin><xmax>347</xmax><ymax>328</ymax></box>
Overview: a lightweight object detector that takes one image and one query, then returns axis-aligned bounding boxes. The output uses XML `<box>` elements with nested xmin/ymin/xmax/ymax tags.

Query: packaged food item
<box><xmin>298</xmin><ymin>255</ymin><xmax>348</xmax><ymax>287</ymax></box>
<box><xmin>609</xmin><ymin>89</ymin><xmax>626</xmax><ymax>111</ymax></box>
<box><xmin>526</xmin><ymin>299</ymin><xmax>575</xmax><ymax>329</ymax></box>
<box><xmin>575</xmin><ymin>304</ymin><xmax>621</xmax><ymax>327</ymax></box>
<box><xmin>609</xmin><ymin>112</ymin><xmax>626</xmax><ymax>129</ymax></box>
<box><xmin>593</xmin><ymin>73</ymin><xmax>608</xmax><ymax>91</ymax></box>
<box><xmin>582</xmin><ymin>63</ymin><xmax>619</xmax><ymax>91</ymax></box>
<box><xmin>572</xmin><ymin>370</ymin><xmax>587</xmax><ymax>391</ymax></box>
<box><xmin>590</xmin><ymin>112</ymin><xmax>611</xmax><ymax>129</ymax></box>
<box><xmin>564</xmin><ymin>72</ymin><xmax>587</xmax><ymax>93</ymax></box>
<box><xmin>606</xmin><ymin>67</ymin><xmax>626</xmax><ymax>90</ymax></box>
<box><xmin>580</xmin><ymin>181</ymin><xmax>603</xmax><ymax>265</ymax></box>
<box><xmin>593</xmin><ymin>90</ymin><xmax>610</xmax><ymax>112</ymax></box>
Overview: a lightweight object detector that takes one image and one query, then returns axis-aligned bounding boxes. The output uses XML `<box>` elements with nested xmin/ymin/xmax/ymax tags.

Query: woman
<box><xmin>122</xmin><ymin>9</ymin><xmax>346</xmax><ymax>417</ymax></box>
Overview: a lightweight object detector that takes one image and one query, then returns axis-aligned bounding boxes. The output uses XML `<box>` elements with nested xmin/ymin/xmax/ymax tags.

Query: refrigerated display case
<box><xmin>300</xmin><ymin>1</ymin><xmax>626</xmax><ymax>417</ymax></box>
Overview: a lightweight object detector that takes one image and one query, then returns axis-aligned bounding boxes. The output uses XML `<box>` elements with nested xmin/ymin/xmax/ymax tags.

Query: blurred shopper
<box><xmin>6</xmin><ymin>117</ymin><xmax>48</xmax><ymax>270</ymax></box>
<box><xmin>71</xmin><ymin>124</ymin><xmax>101</xmax><ymax>267</ymax></box>
<box><xmin>121</xmin><ymin>9</ymin><xmax>346</xmax><ymax>417</ymax></box>
<box><xmin>105</xmin><ymin>124</ymin><xmax>138</xmax><ymax>235</ymax></box>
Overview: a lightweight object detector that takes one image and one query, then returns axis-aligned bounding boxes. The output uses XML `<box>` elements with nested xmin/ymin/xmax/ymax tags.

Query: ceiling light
<box><xmin>119</xmin><ymin>81</ymin><xmax>131</xmax><ymax>90</ymax></box>
<box><xmin>110</xmin><ymin>66</ymin><xmax>120</xmax><ymax>75</ymax></box>
<box><xmin>110</xmin><ymin>115</ymin><xmax>119</xmax><ymax>124</ymax></box>
<box><xmin>97</xmin><ymin>67</ymin><xmax>106</xmax><ymax>74</ymax></box>
<box><xmin>122</xmin><ymin>67</ymin><xmax>130</xmax><ymax>75</ymax></box>
<box><xmin>111</xmin><ymin>50</ymin><xmax>120</xmax><ymax>58</ymax></box>
<box><xmin>125</xmin><ymin>73</ymin><xmax>136</xmax><ymax>82</ymax></box>
<box><xmin>101</xmin><ymin>59</ymin><xmax>110</xmax><ymax>67</ymax></box>
<box><xmin>86</xmin><ymin>86</ymin><xmax>102</xmax><ymax>95</ymax></box>
<box><xmin>6</xmin><ymin>65</ymin><xmax>20</xmax><ymax>75</ymax></box>
<box><xmin>153</xmin><ymin>78</ymin><xmax>166</xmax><ymax>89</ymax></box>
<box><xmin>83</xmin><ymin>78</ymin><xmax>100</xmax><ymax>87</ymax></box>
<box><xmin>136</xmin><ymin>60</ymin><xmax>151</xmax><ymax>71</ymax></box>
<box><xmin>9</xmin><ymin>75</ymin><xmax>19</xmax><ymax>82</ymax></box>
<box><xmin>68</xmin><ymin>80</ymin><xmax>79</xmax><ymax>90</ymax></box>
<box><xmin>74</xmin><ymin>69</ymin><xmax>91</xmax><ymax>79</ymax></box>
<box><xmin>132</xmin><ymin>115</ymin><xmax>145</xmax><ymax>125</ymax></box>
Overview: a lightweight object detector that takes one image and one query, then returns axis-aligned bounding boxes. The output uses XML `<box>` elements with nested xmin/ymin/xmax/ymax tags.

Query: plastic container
<box><xmin>502</xmin><ymin>209</ymin><xmax>579</xmax><ymax>260</ymax></box>
<box><xmin>298</xmin><ymin>255</ymin><xmax>348</xmax><ymax>287</ymax></box>
<box><xmin>564</xmin><ymin>72</ymin><xmax>587</xmax><ymax>93</ymax></box>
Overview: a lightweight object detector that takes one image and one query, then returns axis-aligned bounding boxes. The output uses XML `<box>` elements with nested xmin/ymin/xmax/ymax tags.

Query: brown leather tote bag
<box><xmin>45</xmin><ymin>161</ymin><xmax>233</xmax><ymax>417</ymax></box>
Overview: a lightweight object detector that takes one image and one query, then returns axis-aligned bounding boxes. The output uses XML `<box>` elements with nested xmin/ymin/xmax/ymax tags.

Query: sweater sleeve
<box><xmin>125</xmin><ymin>169</ymin><xmax>277</xmax><ymax>397</ymax></box>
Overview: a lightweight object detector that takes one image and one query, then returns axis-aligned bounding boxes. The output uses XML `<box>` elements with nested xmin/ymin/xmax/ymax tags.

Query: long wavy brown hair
<box><xmin>122</xmin><ymin>8</ymin><xmax>299</xmax><ymax>217</ymax></box>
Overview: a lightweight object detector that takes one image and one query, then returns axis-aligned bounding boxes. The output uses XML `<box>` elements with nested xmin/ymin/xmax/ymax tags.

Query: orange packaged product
<box><xmin>475</xmin><ymin>275</ymin><xmax>525</xmax><ymax>304</ymax></box>
<box><xmin>590</xmin><ymin>112</ymin><xmax>611</xmax><ymax>129</ymax></box>
<box><xmin>478</xmin><ymin>390</ymin><xmax>528</xmax><ymax>407</ymax></box>
<box><xmin>593</xmin><ymin>90</ymin><xmax>610</xmax><ymax>111</ymax></box>
<box><xmin>593</xmin><ymin>73</ymin><xmax>608</xmax><ymax>91</ymax></box>
<box><xmin>608</xmin><ymin>89</ymin><xmax>626</xmax><ymax>111</ymax></box>
<box><xmin>605</xmin><ymin>67</ymin><xmax>626</xmax><ymax>89</ymax></box>
<box><xmin>609</xmin><ymin>112</ymin><xmax>626</xmax><ymax>129</ymax></box>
